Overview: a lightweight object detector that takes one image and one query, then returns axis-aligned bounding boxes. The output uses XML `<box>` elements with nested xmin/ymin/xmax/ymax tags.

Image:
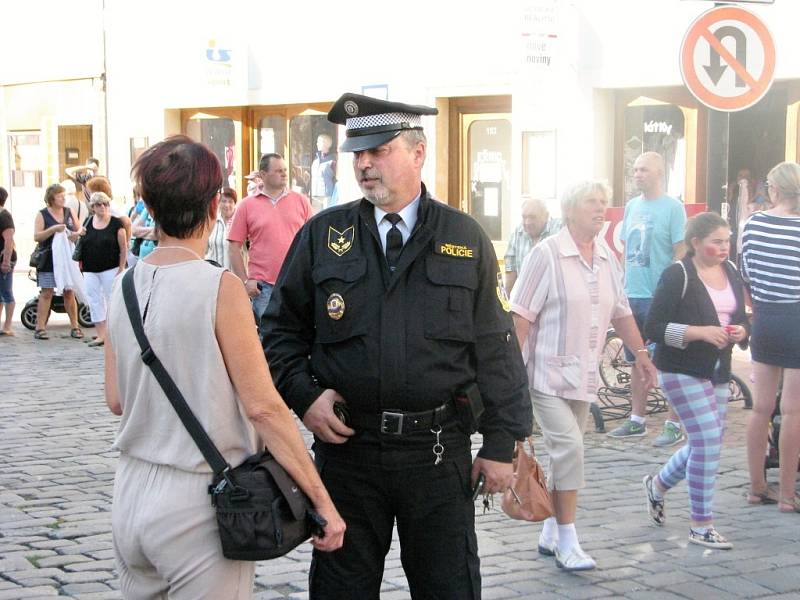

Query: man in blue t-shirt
<box><xmin>608</xmin><ymin>152</ymin><xmax>687</xmax><ymax>446</ymax></box>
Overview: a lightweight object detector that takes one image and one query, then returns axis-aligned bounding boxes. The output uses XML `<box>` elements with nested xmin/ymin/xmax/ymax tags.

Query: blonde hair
<box><xmin>561</xmin><ymin>180</ymin><xmax>612</xmax><ymax>224</ymax></box>
<box><xmin>767</xmin><ymin>161</ymin><xmax>800</xmax><ymax>211</ymax></box>
<box><xmin>89</xmin><ymin>191</ymin><xmax>111</xmax><ymax>206</ymax></box>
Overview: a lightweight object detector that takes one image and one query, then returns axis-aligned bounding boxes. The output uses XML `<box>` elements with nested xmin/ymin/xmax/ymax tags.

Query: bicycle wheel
<box><xmin>599</xmin><ymin>331</ymin><xmax>632</xmax><ymax>393</ymax></box>
<box><xmin>729</xmin><ymin>373</ymin><xmax>753</xmax><ymax>409</ymax></box>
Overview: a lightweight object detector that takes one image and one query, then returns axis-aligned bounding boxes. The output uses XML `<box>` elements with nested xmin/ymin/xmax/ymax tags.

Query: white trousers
<box><xmin>112</xmin><ymin>454</ymin><xmax>254</xmax><ymax>600</ymax></box>
<box><xmin>83</xmin><ymin>268</ymin><xmax>117</xmax><ymax>323</ymax></box>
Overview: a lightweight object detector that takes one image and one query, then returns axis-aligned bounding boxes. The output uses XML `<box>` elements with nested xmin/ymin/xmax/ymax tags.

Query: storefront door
<box><xmin>7</xmin><ymin>132</ymin><xmax>44</xmax><ymax>269</ymax></box>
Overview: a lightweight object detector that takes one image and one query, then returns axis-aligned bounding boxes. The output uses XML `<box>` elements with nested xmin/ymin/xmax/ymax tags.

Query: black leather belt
<box><xmin>346</xmin><ymin>402</ymin><xmax>456</xmax><ymax>435</ymax></box>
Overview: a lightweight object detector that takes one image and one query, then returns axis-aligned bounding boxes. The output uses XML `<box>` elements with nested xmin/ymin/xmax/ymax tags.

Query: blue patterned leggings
<box><xmin>655</xmin><ymin>372</ymin><xmax>729</xmax><ymax>523</ymax></box>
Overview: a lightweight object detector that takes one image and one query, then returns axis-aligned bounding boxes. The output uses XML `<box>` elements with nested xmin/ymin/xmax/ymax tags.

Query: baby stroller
<box><xmin>20</xmin><ymin>269</ymin><xmax>93</xmax><ymax>330</ymax></box>
<box><xmin>764</xmin><ymin>378</ymin><xmax>800</xmax><ymax>472</ymax></box>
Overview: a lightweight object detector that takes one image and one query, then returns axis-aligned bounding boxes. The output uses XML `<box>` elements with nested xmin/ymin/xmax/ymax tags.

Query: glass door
<box><xmin>461</xmin><ymin>114</ymin><xmax>512</xmax><ymax>243</ymax></box>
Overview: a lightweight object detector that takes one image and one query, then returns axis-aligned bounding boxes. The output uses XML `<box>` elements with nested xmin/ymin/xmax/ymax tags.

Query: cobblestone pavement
<box><xmin>1</xmin><ymin>274</ymin><xmax>799</xmax><ymax>599</ymax></box>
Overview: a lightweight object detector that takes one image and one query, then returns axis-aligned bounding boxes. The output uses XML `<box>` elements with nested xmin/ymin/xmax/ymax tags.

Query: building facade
<box><xmin>2</xmin><ymin>0</ymin><xmax>799</xmax><ymax>264</ymax></box>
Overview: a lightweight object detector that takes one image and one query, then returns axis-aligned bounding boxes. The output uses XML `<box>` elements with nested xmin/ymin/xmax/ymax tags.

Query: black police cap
<box><xmin>327</xmin><ymin>93</ymin><xmax>438</xmax><ymax>153</ymax></box>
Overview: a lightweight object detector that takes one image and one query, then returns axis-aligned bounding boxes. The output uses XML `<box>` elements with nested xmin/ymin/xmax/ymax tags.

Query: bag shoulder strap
<box><xmin>121</xmin><ymin>267</ymin><xmax>230</xmax><ymax>475</ymax></box>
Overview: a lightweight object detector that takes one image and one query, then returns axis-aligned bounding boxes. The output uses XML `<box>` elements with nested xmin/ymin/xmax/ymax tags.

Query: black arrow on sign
<box><xmin>703</xmin><ymin>26</ymin><xmax>747</xmax><ymax>87</ymax></box>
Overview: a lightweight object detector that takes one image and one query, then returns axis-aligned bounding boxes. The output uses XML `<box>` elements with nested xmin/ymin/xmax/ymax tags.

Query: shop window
<box><xmin>185</xmin><ymin>117</ymin><xmax>236</xmax><ymax>189</ymax></box>
<box><xmin>288</xmin><ymin>114</ymin><xmax>338</xmax><ymax>208</ymax></box>
<box><xmin>522</xmin><ymin>131</ymin><xmax>556</xmax><ymax>201</ymax></box>
<box><xmin>623</xmin><ymin>104</ymin><xmax>686</xmax><ymax>201</ymax></box>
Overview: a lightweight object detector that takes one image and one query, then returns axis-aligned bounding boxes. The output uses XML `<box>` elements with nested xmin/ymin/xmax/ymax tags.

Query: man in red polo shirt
<box><xmin>228</xmin><ymin>153</ymin><xmax>312</xmax><ymax>335</ymax></box>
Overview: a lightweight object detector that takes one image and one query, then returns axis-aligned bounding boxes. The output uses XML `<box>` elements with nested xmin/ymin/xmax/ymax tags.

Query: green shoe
<box><xmin>653</xmin><ymin>422</ymin><xmax>685</xmax><ymax>447</ymax></box>
<box><xmin>606</xmin><ymin>420</ymin><xmax>647</xmax><ymax>438</ymax></box>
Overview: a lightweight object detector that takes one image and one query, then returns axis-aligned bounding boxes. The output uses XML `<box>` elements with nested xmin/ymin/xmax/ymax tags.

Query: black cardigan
<box><xmin>644</xmin><ymin>257</ymin><xmax>750</xmax><ymax>383</ymax></box>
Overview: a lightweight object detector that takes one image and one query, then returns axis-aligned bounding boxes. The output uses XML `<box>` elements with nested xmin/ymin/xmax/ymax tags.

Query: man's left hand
<box><xmin>471</xmin><ymin>457</ymin><xmax>513</xmax><ymax>495</ymax></box>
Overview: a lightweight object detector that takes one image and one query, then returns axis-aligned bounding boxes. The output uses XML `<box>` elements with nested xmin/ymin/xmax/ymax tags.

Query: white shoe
<box><xmin>555</xmin><ymin>547</ymin><xmax>597</xmax><ymax>571</ymax></box>
<box><xmin>537</xmin><ymin>535</ymin><xmax>557</xmax><ymax>556</ymax></box>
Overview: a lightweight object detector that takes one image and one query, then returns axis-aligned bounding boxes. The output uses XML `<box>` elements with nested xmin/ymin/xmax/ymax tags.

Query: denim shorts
<box><xmin>0</xmin><ymin>270</ymin><xmax>13</xmax><ymax>303</ymax></box>
<box><xmin>623</xmin><ymin>297</ymin><xmax>653</xmax><ymax>362</ymax></box>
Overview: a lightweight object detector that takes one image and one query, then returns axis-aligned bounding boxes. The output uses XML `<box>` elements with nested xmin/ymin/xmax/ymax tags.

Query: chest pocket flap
<box><xmin>424</xmin><ymin>256</ymin><xmax>478</xmax><ymax>341</ymax></box>
<box><xmin>311</xmin><ymin>258</ymin><xmax>368</xmax><ymax>343</ymax></box>
<box><xmin>312</xmin><ymin>258</ymin><xmax>367</xmax><ymax>285</ymax></box>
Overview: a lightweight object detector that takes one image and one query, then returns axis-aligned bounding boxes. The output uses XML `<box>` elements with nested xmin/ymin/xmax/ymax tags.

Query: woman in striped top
<box><xmin>742</xmin><ymin>161</ymin><xmax>800</xmax><ymax>514</ymax></box>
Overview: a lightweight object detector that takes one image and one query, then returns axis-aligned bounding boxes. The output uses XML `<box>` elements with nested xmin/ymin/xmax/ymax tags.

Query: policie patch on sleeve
<box><xmin>434</xmin><ymin>240</ymin><xmax>478</xmax><ymax>259</ymax></box>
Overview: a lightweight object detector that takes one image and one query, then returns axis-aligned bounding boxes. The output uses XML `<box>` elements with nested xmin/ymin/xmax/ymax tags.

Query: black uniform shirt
<box><xmin>263</xmin><ymin>184</ymin><xmax>532</xmax><ymax>462</ymax></box>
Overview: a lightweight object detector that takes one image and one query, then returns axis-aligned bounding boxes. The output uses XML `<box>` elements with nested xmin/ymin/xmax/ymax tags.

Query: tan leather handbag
<box><xmin>501</xmin><ymin>437</ymin><xmax>554</xmax><ymax>522</ymax></box>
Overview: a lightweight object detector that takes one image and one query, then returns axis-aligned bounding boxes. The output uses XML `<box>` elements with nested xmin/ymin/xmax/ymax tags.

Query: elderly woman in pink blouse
<box><xmin>510</xmin><ymin>181</ymin><xmax>657</xmax><ymax>572</ymax></box>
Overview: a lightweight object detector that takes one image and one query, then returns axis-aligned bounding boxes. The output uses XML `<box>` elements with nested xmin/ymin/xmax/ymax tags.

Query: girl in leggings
<box><xmin>643</xmin><ymin>212</ymin><xmax>749</xmax><ymax>549</ymax></box>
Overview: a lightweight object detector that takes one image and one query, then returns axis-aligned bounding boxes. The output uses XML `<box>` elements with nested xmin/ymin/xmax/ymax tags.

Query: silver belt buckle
<box><xmin>380</xmin><ymin>411</ymin><xmax>404</xmax><ymax>435</ymax></box>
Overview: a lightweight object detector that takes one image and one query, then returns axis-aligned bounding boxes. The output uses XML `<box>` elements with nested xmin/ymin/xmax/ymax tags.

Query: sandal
<box><xmin>70</xmin><ymin>328</ymin><xmax>84</xmax><ymax>339</ymax></box>
<box><xmin>34</xmin><ymin>330</ymin><xmax>49</xmax><ymax>340</ymax></box>
<box><xmin>87</xmin><ymin>339</ymin><xmax>105</xmax><ymax>347</ymax></box>
<box><xmin>747</xmin><ymin>487</ymin><xmax>779</xmax><ymax>505</ymax></box>
<box><xmin>779</xmin><ymin>497</ymin><xmax>800</xmax><ymax>513</ymax></box>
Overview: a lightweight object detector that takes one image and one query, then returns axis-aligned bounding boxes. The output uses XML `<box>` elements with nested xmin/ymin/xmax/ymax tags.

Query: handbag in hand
<box><xmin>29</xmin><ymin>244</ymin><xmax>47</xmax><ymax>269</ymax></box>
<box><xmin>501</xmin><ymin>437</ymin><xmax>554</xmax><ymax>522</ymax></box>
<box><xmin>121</xmin><ymin>267</ymin><xmax>326</xmax><ymax>560</ymax></box>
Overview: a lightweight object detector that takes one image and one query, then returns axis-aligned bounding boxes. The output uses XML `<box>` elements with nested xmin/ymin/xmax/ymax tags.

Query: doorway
<box><xmin>444</xmin><ymin>96</ymin><xmax>512</xmax><ymax>247</ymax></box>
<box><xmin>726</xmin><ymin>86</ymin><xmax>788</xmax><ymax>255</ymax></box>
<box><xmin>7</xmin><ymin>132</ymin><xmax>45</xmax><ymax>267</ymax></box>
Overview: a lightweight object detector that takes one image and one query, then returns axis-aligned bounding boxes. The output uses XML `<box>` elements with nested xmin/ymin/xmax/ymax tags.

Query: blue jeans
<box><xmin>0</xmin><ymin>270</ymin><xmax>14</xmax><ymax>304</ymax></box>
<box><xmin>623</xmin><ymin>297</ymin><xmax>653</xmax><ymax>362</ymax></box>
<box><xmin>251</xmin><ymin>281</ymin><xmax>273</xmax><ymax>337</ymax></box>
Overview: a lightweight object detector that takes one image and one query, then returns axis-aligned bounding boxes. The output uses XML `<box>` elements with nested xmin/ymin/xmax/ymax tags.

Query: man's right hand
<box><xmin>303</xmin><ymin>389</ymin><xmax>355</xmax><ymax>444</ymax></box>
<box><xmin>244</xmin><ymin>279</ymin><xmax>260</xmax><ymax>299</ymax></box>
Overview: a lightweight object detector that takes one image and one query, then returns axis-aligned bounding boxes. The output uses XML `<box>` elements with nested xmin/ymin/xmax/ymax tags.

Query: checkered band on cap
<box><xmin>345</xmin><ymin>112</ymin><xmax>422</xmax><ymax>131</ymax></box>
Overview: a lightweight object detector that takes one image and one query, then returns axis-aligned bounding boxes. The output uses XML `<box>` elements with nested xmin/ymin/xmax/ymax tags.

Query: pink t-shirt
<box><xmin>227</xmin><ymin>190</ymin><xmax>311</xmax><ymax>284</ymax></box>
<box><xmin>703</xmin><ymin>280</ymin><xmax>736</xmax><ymax>328</ymax></box>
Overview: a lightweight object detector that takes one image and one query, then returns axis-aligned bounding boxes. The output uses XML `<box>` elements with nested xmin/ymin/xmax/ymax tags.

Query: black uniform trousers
<box><xmin>309</xmin><ymin>428</ymin><xmax>481</xmax><ymax>600</ymax></box>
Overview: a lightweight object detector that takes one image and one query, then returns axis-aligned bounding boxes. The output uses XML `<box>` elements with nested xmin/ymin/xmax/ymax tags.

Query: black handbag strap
<box><xmin>121</xmin><ymin>267</ymin><xmax>230</xmax><ymax>476</ymax></box>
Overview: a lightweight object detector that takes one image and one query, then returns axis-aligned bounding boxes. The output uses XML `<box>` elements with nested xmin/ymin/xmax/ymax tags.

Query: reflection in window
<box><xmin>624</xmin><ymin>104</ymin><xmax>686</xmax><ymax>201</ymax></box>
<box><xmin>258</xmin><ymin>116</ymin><xmax>286</xmax><ymax>159</ymax></box>
<box><xmin>289</xmin><ymin>114</ymin><xmax>338</xmax><ymax>211</ymax></box>
<box><xmin>186</xmin><ymin>118</ymin><xmax>236</xmax><ymax>189</ymax></box>
<box><xmin>469</xmin><ymin>119</ymin><xmax>511</xmax><ymax>241</ymax></box>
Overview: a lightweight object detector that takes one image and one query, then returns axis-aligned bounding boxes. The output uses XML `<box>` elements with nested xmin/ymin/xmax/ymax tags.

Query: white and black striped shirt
<box><xmin>742</xmin><ymin>211</ymin><xmax>800</xmax><ymax>303</ymax></box>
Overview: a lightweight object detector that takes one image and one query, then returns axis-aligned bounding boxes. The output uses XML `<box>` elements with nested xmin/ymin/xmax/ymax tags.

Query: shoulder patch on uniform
<box><xmin>435</xmin><ymin>240</ymin><xmax>478</xmax><ymax>259</ymax></box>
<box><xmin>328</xmin><ymin>225</ymin><xmax>355</xmax><ymax>256</ymax></box>
<box><xmin>496</xmin><ymin>272</ymin><xmax>511</xmax><ymax>312</ymax></box>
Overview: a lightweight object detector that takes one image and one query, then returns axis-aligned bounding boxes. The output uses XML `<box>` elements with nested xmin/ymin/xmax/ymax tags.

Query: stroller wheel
<box><xmin>21</xmin><ymin>302</ymin><xmax>38</xmax><ymax>330</ymax></box>
<box><xmin>78</xmin><ymin>304</ymin><xmax>94</xmax><ymax>329</ymax></box>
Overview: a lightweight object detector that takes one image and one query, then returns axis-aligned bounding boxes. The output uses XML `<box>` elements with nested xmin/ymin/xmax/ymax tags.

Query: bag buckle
<box><xmin>380</xmin><ymin>411</ymin><xmax>404</xmax><ymax>435</ymax></box>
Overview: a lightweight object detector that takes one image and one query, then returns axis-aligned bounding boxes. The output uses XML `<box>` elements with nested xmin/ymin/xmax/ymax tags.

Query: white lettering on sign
<box><xmin>643</xmin><ymin>121</ymin><xmax>673</xmax><ymax>135</ymax></box>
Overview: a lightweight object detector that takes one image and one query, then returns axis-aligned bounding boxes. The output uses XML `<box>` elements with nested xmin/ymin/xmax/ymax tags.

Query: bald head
<box><xmin>633</xmin><ymin>152</ymin><xmax>665</xmax><ymax>198</ymax></box>
<box><xmin>521</xmin><ymin>197</ymin><xmax>549</xmax><ymax>240</ymax></box>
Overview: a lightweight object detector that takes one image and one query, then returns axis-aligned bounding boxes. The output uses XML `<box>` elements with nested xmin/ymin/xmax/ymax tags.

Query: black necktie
<box><xmin>385</xmin><ymin>213</ymin><xmax>403</xmax><ymax>271</ymax></box>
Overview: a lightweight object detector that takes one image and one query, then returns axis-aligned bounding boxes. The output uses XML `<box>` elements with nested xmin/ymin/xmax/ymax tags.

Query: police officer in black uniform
<box><xmin>263</xmin><ymin>93</ymin><xmax>532</xmax><ymax>600</ymax></box>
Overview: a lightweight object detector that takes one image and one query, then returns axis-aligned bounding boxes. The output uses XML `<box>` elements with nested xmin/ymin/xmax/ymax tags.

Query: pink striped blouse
<box><xmin>510</xmin><ymin>227</ymin><xmax>632</xmax><ymax>403</ymax></box>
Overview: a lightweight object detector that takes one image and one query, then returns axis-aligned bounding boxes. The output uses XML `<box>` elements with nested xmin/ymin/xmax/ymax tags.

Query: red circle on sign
<box><xmin>680</xmin><ymin>6</ymin><xmax>776</xmax><ymax>112</ymax></box>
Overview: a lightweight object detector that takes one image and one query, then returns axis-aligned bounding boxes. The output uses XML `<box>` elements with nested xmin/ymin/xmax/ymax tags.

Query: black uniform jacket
<box><xmin>262</xmin><ymin>185</ymin><xmax>532</xmax><ymax>462</ymax></box>
<box><xmin>645</xmin><ymin>257</ymin><xmax>750</xmax><ymax>384</ymax></box>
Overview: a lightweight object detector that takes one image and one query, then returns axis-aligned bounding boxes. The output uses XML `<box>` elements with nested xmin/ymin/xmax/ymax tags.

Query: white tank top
<box><xmin>108</xmin><ymin>260</ymin><xmax>259</xmax><ymax>473</ymax></box>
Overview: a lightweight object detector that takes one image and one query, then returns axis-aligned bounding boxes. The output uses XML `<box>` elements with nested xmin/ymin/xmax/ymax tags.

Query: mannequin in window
<box><xmin>310</xmin><ymin>133</ymin><xmax>337</xmax><ymax>213</ymax></box>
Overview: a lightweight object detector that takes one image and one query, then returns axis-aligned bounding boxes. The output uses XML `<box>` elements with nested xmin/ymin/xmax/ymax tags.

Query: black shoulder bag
<box><xmin>120</xmin><ymin>267</ymin><xmax>326</xmax><ymax>560</ymax></box>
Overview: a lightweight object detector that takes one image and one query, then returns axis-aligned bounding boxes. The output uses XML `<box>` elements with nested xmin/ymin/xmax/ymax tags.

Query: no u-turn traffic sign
<box><xmin>680</xmin><ymin>5</ymin><xmax>776</xmax><ymax>112</ymax></box>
